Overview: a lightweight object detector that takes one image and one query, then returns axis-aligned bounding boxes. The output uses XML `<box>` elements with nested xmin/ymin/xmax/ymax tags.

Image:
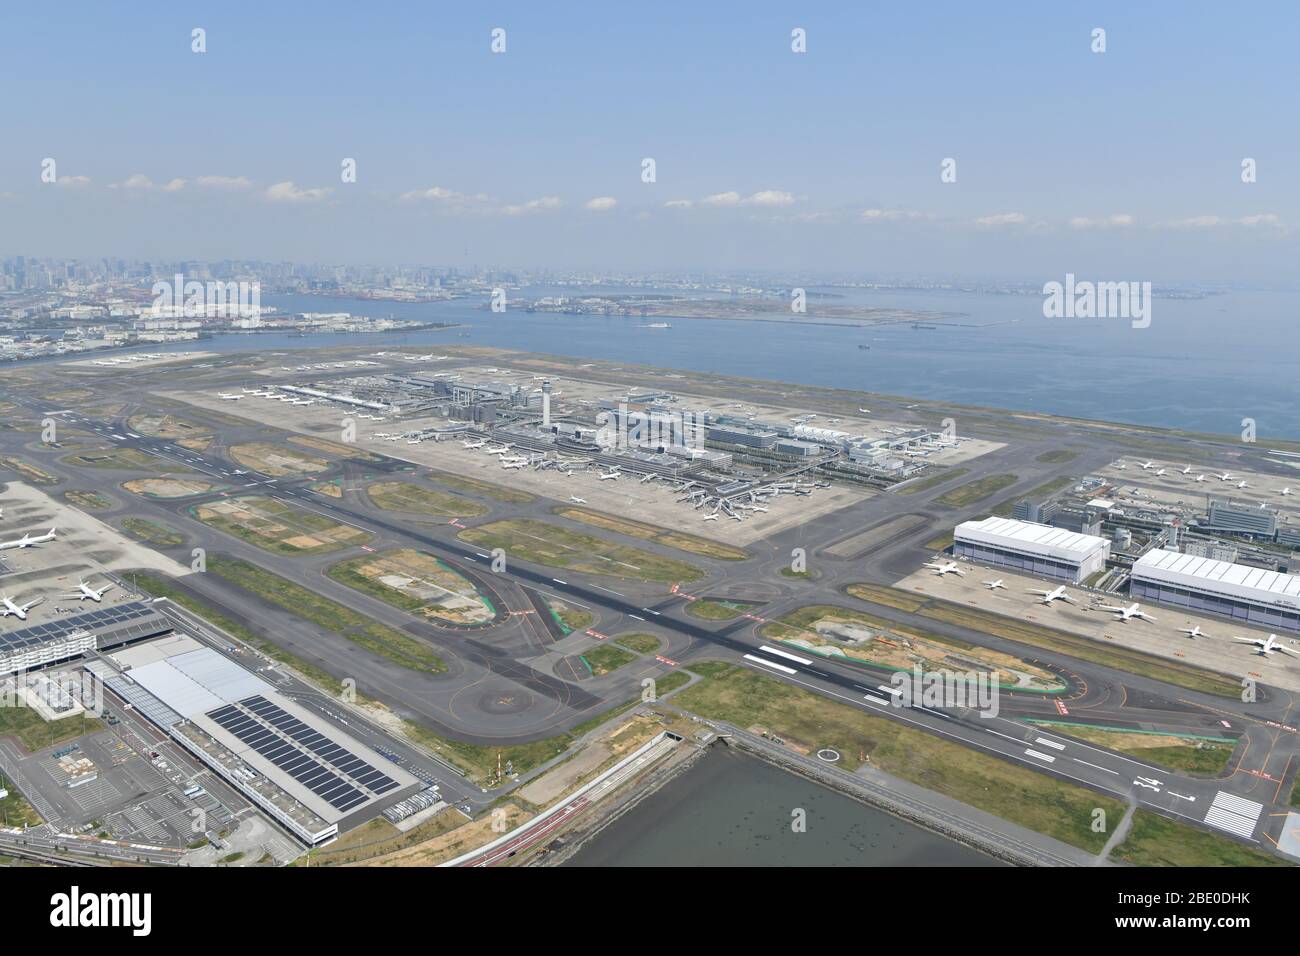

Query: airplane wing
<box><xmin>1276</xmin><ymin>644</ymin><xmax>1299</xmax><ymax>657</ymax></box>
<box><xmin>1058</xmin><ymin>593</ymin><xmax>1078</xmax><ymax>604</ymax></box>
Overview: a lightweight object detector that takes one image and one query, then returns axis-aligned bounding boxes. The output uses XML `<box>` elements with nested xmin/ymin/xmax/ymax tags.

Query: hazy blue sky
<box><xmin>2</xmin><ymin>2</ymin><xmax>1296</xmax><ymax>281</ymax></box>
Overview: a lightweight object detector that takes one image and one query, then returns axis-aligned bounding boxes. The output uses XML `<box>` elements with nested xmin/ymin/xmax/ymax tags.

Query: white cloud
<box><xmin>196</xmin><ymin>175</ymin><xmax>253</xmax><ymax>190</ymax></box>
<box><xmin>1157</xmin><ymin>213</ymin><xmax>1283</xmax><ymax>230</ymax></box>
<box><xmin>664</xmin><ymin>199</ymin><xmax>694</xmax><ymax>209</ymax></box>
<box><xmin>54</xmin><ymin>175</ymin><xmax>91</xmax><ymax>189</ymax></box>
<box><xmin>266</xmin><ymin>181</ymin><xmax>334</xmax><ymax>203</ymax></box>
<box><xmin>973</xmin><ymin>211</ymin><xmax>1027</xmax><ymax>227</ymax></box>
<box><xmin>503</xmin><ymin>196</ymin><xmax>562</xmax><ymax>215</ymax></box>
<box><xmin>743</xmin><ymin>190</ymin><xmax>795</xmax><ymax>206</ymax></box>
<box><xmin>400</xmin><ymin>186</ymin><xmax>461</xmax><ymax>202</ymax></box>
<box><xmin>584</xmin><ymin>196</ymin><xmax>618</xmax><ymax>211</ymax></box>
<box><xmin>1069</xmin><ymin>213</ymin><xmax>1134</xmax><ymax>229</ymax></box>
<box><xmin>861</xmin><ymin>208</ymin><xmax>932</xmax><ymax>222</ymax></box>
<box><xmin>110</xmin><ymin>174</ymin><xmax>186</xmax><ymax>192</ymax></box>
<box><xmin>700</xmin><ymin>191</ymin><xmax>741</xmax><ymax>207</ymax></box>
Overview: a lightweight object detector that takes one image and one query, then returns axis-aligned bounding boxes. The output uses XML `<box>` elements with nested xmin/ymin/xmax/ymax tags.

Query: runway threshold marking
<box><xmin>758</xmin><ymin>645</ymin><xmax>812</xmax><ymax>665</ymax></box>
<box><xmin>1034</xmin><ymin>737</ymin><xmax>1066</xmax><ymax>751</ymax></box>
<box><xmin>1025</xmin><ymin>749</ymin><xmax>1057</xmax><ymax>764</ymax></box>
<box><xmin>743</xmin><ymin>654</ymin><xmax>797</xmax><ymax>675</ymax></box>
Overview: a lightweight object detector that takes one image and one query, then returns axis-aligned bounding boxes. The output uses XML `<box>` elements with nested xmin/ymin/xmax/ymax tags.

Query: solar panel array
<box><xmin>0</xmin><ymin>601</ymin><xmax>165</xmax><ymax>651</ymax></box>
<box><xmin>207</xmin><ymin>694</ymin><xmax>398</xmax><ymax>814</ymax></box>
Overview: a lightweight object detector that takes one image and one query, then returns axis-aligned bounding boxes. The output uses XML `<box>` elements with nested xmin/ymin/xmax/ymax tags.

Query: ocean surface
<box><xmin>133</xmin><ymin>285</ymin><xmax>1299</xmax><ymax>440</ymax></box>
<box><xmin>563</xmin><ymin>747</ymin><xmax>1004</xmax><ymax>867</ymax></box>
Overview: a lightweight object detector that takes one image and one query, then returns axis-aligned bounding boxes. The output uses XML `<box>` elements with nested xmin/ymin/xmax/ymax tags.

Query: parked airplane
<box><xmin>218</xmin><ymin>393</ymin><xmax>242</xmax><ymax>400</ymax></box>
<box><xmin>701</xmin><ymin>513</ymin><xmax>719</xmax><ymax>521</ymax></box>
<box><xmin>1139</xmin><ymin>461</ymin><xmax>1156</xmax><ymax>470</ymax></box>
<box><xmin>501</xmin><ymin>460</ymin><xmax>526</xmax><ymax>469</ymax></box>
<box><xmin>1233</xmin><ymin>634</ymin><xmax>1297</xmax><ymax>657</ymax></box>
<box><xmin>1236</xmin><ymin>480</ymin><xmax>1249</xmax><ymax>489</ymax></box>
<box><xmin>0</xmin><ymin>595</ymin><xmax>42</xmax><ymax>620</ymax></box>
<box><xmin>1097</xmin><ymin>602</ymin><xmax>1157</xmax><ymax>623</ymax></box>
<box><xmin>1283</xmin><ymin>488</ymin><xmax>1292</xmax><ymax>496</ymax></box>
<box><xmin>1180</xmin><ymin>626</ymin><xmax>1205</xmax><ymax>639</ymax></box>
<box><xmin>485</xmin><ymin>445</ymin><xmax>511</xmax><ymax>455</ymax></box>
<box><xmin>1217</xmin><ymin>472</ymin><xmax>1234</xmax><ymax>481</ymax></box>
<box><xmin>923</xmin><ymin>560</ymin><xmax>965</xmax><ymax>576</ymax></box>
<box><xmin>1153</xmin><ymin>468</ymin><xmax>1167</xmax><ymax>477</ymax></box>
<box><xmin>1194</xmin><ymin>474</ymin><xmax>1207</xmax><ymax>482</ymax></box>
<box><xmin>0</xmin><ymin>527</ymin><xmax>56</xmax><ymax>551</ymax></box>
<box><xmin>569</xmin><ymin>496</ymin><xmax>586</xmax><ymax>504</ymax></box>
<box><xmin>71</xmin><ymin>580</ymin><xmax>113</xmax><ymax>602</ymax></box>
<box><xmin>597</xmin><ymin>470</ymin><xmax>620</xmax><ymax>481</ymax></box>
<box><xmin>857</xmin><ymin>408</ymin><xmax>871</xmax><ymax>414</ymax></box>
<box><xmin>1028</xmin><ymin>585</ymin><xmax>1077</xmax><ymax>605</ymax></box>
<box><xmin>639</xmin><ymin>473</ymin><xmax>659</xmax><ymax>483</ymax></box>
<box><xmin>982</xmin><ymin>579</ymin><xmax>1006</xmax><ymax>590</ymax></box>
<box><xmin>461</xmin><ymin>439</ymin><xmax>486</xmax><ymax>449</ymax></box>
<box><xmin>1180</xmin><ymin>465</ymin><xmax>1193</xmax><ymax>475</ymax></box>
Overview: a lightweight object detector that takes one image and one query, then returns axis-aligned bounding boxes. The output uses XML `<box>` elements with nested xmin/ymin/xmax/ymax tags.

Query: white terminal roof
<box><xmin>127</xmin><ymin>647</ymin><xmax>273</xmax><ymax>718</ymax></box>
<box><xmin>1132</xmin><ymin>549</ymin><xmax>1300</xmax><ymax>610</ymax></box>
<box><xmin>955</xmin><ymin>516</ymin><xmax>1110</xmax><ymax>562</ymax></box>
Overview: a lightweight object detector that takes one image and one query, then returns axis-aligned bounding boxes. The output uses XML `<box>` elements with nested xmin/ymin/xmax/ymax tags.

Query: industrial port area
<box><xmin>0</xmin><ymin>341</ymin><xmax>1295</xmax><ymax>877</ymax></box>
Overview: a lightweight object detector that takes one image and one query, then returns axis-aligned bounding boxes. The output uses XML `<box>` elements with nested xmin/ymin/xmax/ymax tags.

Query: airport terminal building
<box><xmin>1130</xmin><ymin>549</ymin><xmax>1300</xmax><ymax>633</ymax></box>
<box><xmin>953</xmin><ymin>516</ymin><xmax>1111</xmax><ymax>584</ymax></box>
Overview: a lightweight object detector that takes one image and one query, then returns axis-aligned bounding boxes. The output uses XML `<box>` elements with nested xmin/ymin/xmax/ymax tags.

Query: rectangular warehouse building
<box><xmin>1130</xmin><ymin>549</ymin><xmax>1300</xmax><ymax>633</ymax></box>
<box><xmin>953</xmin><ymin>516</ymin><xmax>1111</xmax><ymax>583</ymax></box>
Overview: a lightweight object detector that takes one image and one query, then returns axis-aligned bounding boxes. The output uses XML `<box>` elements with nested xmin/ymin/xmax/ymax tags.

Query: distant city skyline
<box><xmin>2</xmin><ymin>2</ymin><xmax>1296</xmax><ymax>282</ymax></box>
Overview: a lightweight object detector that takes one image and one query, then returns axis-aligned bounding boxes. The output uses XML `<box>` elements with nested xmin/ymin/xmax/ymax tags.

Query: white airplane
<box><xmin>982</xmin><ymin>579</ymin><xmax>1006</xmax><ymax>590</ymax></box>
<box><xmin>1139</xmin><ymin>461</ymin><xmax>1156</xmax><ymax>470</ymax></box>
<box><xmin>1194</xmin><ymin>474</ymin><xmax>1207</xmax><ymax>482</ymax></box>
<box><xmin>568</xmin><ymin>496</ymin><xmax>586</xmax><ymax>504</ymax></box>
<box><xmin>1180</xmin><ymin>465</ymin><xmax>1193</xmax><ymax>475</ymax></box>
<box><xmin>1028</xmin><ymin>585</ymin><xmax>1077</xmax><ymax>605</ymax></box>
<box><xmin>1180</xmin><ymin>625</ymin><xmax>1205</xmax><ymax>639</ymax></box>
<box><xmin>501</xmin><ymin>460</ymin><xmax>526</xmax><ymax>469</ymax></box>
<box><xmin>1097</xmin><ymin>602</ymin><xmax>1157</xmax><ymax>623</ymax></box>
<box><xmin>0</xmin><ymin>527</ymin><xmax>56</xmax><ymax>551</ymax></box>
<box><xmin>461</xmin><ymin>439</ymin><xmax>486</xmax><ymax>449</ymax></box>
<box><xmin>1233</xmin><ymin>634</ymin><xmax>1298</xmax><ymax>658</ymax></box>
<box><xmin>1283</xmin><ymin>488</ymin><xmax>1292</xmax><ymax>496</ymax></box>
<box><xmin>597</xmin><ymin>470</ymin><xmax>620</xmax><ymax>481</ymax></box>
<box><xmin>639</xmin><ymin>473</ymin><xmax>659</xmax><ymax>483</ymax></box>
<box><xmin>485</xmin><ymin>445</ymin><xmax>511</xmax><ymax>456</ymax></box>
<box><xmin>1153</xmin><ymin>468</ymin><xmax>1167</xmax><ymax>477</ymax></box>
<box><xmin>218</xmin><ymin>392</ymin><xmax>242</xmax><ymax>400</ymax></box>
<box><xmin>923</xmin><ymin>560</ymin><xmax>965</xmax><ymax>576</ymax></box>
<box><xmin>1236</xmin><ymin>480</ymin><xmax>1249</xmax><ymax>489</ymax></box>
<box><xmin>857</xmin><ymin>408</ymin><xmax>871</xmax><ymax>414</ymax></box>
<box><xmin>701</xmin><ymin>513</ymin><xmax>719</xmax><ymax>521</ymax></box>
<box><xmin>1217</xmin><ymin>472</ymin><xmax>1234</xmax><ymax>482</ymax></box>
<box><xmin>71</xmin><ymin>580</ymin><xmax>113</xmax><ymax>602</ymax></box>
<box><xmin>1114</xmin><ymin>462</ymin><xmax>1127</xmax><ymax>470</ymax></box>
<box><xmin>0</xmin><ymin>595</ymin><xmax>42</xmax><ymax>620</ymax></box>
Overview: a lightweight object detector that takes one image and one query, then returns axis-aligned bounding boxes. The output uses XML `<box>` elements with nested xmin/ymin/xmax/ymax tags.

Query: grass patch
<box><xmin>557</xmin><ymin>507</ymin><xmax>747</xmax><ymax>561</ymax></box>
<box><xmin>897</xmin><ymin>466</ymin><xmax>969</xmax><ymax>495</ymax></box>
<box><xmin>1036</xmin><ymin>450</ymin><xmax>1078</xmax><ymax>464</ymax></box>
<box><xmin>63</xmin><ymin>490</ymin><xmax>112</xmax><ymax>510</ymax></box>
<box><xmin>847</xmin><ymin>583</ymin><xmax>1241</xmax><ymax>698</ymax></box>
<box><xmin>1112</xmin><ymin>810</ymin><xmax>1287</xmax><ymax>867</ymax></box>
<box><xmin>228</xmin><ymin>442</ymin><xmax>328</xmax><ymax>478</ymax></box>
<box><xmin>460</xmin><ymin>519</ymin><xmax>703</xmax><ymax>583</ymax></box>
<box><xmin>0</xmin><ymin>456</ymin><xmax>58</xmax><ymax>485</ymax></box>
<box><xmin>327</xmin><ymin>550</ymin><xmax>494</xmax><ymax>626</ymax></box>
<box><xmin>0</xmin><ymin>706</ymin><xmax>104</xmax><ymax>754</ymax></box>
<box><xmin>935</xmin><ymin>473</ymin><xmax>1019</xmax><ymax>508</ymax></box>
<box><xmin>581</xmin><ymin>644</ymin><xmax>637</xmax><ymax>676</ymax></box>
<box><xmin>548</xmin><ymin>599</ymin><xmax>593</xmax><ymax>634</ymax></box>
<box><xmin>427</xmin><ymin>469</ymin><xmax>533</xmax><ymax>503</ymax></box>
<box><xmin>990</xmin><ymin>475</ymin><xmax>1078</xmax><ymax>517</ymax></box>
<box><xmin>367</xmin><ymin>481</ymin><xmax>488</xmax><ymax>518</ymax></box>
<box><xmin>63</xmin><ymin>447</ymin><xmax>170</xmax><ymax>472</ymax></box>
<box><xmin>615</xmin><ymin>633</ymin><xmax>661</xmax><ymax>654</ymax></box>
<box><xmin>191</xmin><ymin>495</ymin><xmax>372</xmax><ymax>556</ymax></box>
<box><xmin>673</xmin><ymin>662</ymin><xmax>1123</xmax><ymax>853</ymax></box>
<box><xmin>210</xmin><ymin>556</ymin><xmax>446</xmax><ymax>673</ymax></box>
<box><xmin>686</xmin><ymin>599</ymin><xmax>755</xmax><ymax>621</ymax></box>
<box><xmin>122</xmin><ymin>518</ymin><xmax>184</xmax><ymax>548</ymax></box>
<box><xmin>1024</xmin><ymin>720</ymin><xmax>1237</xmax><ymax>775</ymax></box>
